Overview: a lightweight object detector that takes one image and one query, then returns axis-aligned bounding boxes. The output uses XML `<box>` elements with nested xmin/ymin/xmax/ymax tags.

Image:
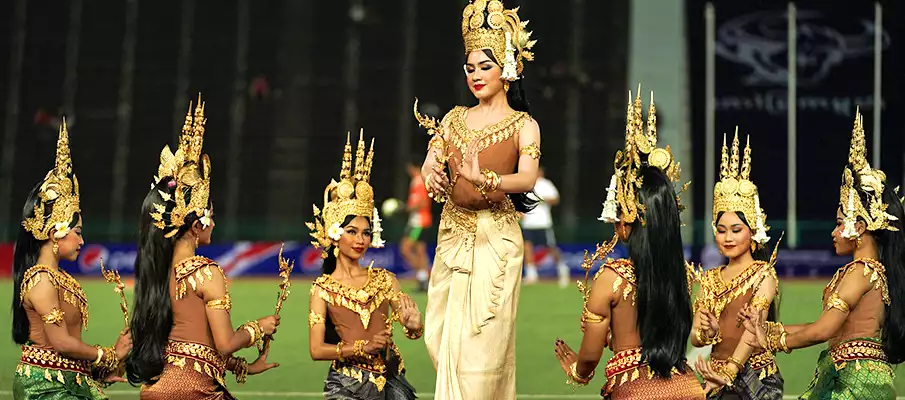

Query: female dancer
<box><xmin>12</xmin><ymin>120</ymin><xmax>132</xmax><ymax>399</ymax></box>
<box><xmin>413</xmin><ymin>1</ymin><xmax>541</xmax><ymax>397</ymax></box>
<box><xmin>690</xmin><ymin>131</ymin><xmax>783</xmax><ymax>398</ymax></box>
<box><xmin>307</xmin><ymin>132</ymin><xmax>423</xmax><ymax>399</ymax></box>
<box><xmin>127</xmin><ymin>98</ymin><xmax>280</xmax><ymax>398</ymax></box>
<box><xmin>741</xmin><ymin>110</ymin><xmax>904</xmax><ymax>399</ymax></box>
<box><xmin>553</xmin><ymin>90</ymin><xmax>704</xmax><ymax>399</ymax></box>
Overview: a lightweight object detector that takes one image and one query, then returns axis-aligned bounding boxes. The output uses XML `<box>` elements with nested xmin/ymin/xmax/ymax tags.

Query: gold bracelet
<box><xmin>779</xmin><ymin>331</ymin><xmax>791</xmax><ymax>354</ymax></box>
<box><xmin>402</xmin><ymin>325</ymin><xmax>423</xmax><ymax>340</ymax></box>
<box><xmin>696</xmin><ymin>326</ymin><xmax>720</xmax><ymax>345</ymax></box>
<box><xmin>231</xmin><ymin>356</ymin><xmax>248</xmax><ymax>384</ymax></box>
<box><xmin>727</xmin><ymin>356</ymin><xmax>745</xmax><ymax>370</ymax></box>
<box><xmin>93</xmin><ymin>346</ymin><xmax>104</xmax><ymax>365</ymax></box>
<box><xmin>353</xmin><ymin>340</ymin><xmax>370</xmax><ymax>358</ymax></box>
<box><xmin>567</xmin><ymin>361</ymin><xmax>594</xmax><ymax>385</ymax></box>
<box><xmin>335</xmin><ymin>341</ymin><xmax>345</xmax><ymax>361</ymax></box>
<box><xmin>240</xmin><ymin>321</ymin><xmax>264</xmax><ymax>351</ymax></box>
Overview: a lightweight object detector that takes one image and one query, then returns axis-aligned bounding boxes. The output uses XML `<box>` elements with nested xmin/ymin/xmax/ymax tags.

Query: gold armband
<box><xmin>239</xmin><ymin>321</ymin><xmax>264</xmax><ymax>351</ymax></box>
<box><xmin>581</xmin><ymin>304</ymin><xmax>604</xmax><ymax>324</ymax></box>
<box><xmin>206</xmin><ymin>293</ymin><xmax>232</xmax><ymax>311</ymax></box>
<box><xmin>41</xmin><ymin>308</ymin><xmax>65</xmax><ymax>326</ymax></box>
<box><xmin>402</xmin><ymin>325</ymin><xmax>423</xmax><ymax>340</ymax></box>
<box><xmin>750</xmin><ymin>295</ymin><xmax>771</xmax><ymax>312</ymax></box>
<box><xmin>309</xmin><ymin>311</ymin><xmax>326</xmax><ymax>328</ymax></box>
<box><xmin>567</xmin><ymin>361</ymin><xmax>594</xmax><ymax>386</ymax></box>
<box><xmin>520</xmin><ymin>141</ymin><xmax>541</xmax><ymax>160</ymax></box>
<box><xmin>824</xmin><ymin>292</ymin><xmax>850</xmax><ymax>314</ymax></box>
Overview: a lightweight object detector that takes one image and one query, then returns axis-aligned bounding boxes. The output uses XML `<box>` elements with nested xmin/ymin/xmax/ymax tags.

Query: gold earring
<box><xmin>195</xmin><ymin>236</ymin><xmax>200</xmax><ymax>249</ymax></box>
<box><xmin>333</xmin><ymin>247</ymin><xmax>340</xmax><ymax>258</ymax></box>
<box><xmin>52</xmin><ymin>241</ymin><xmax>59</xmax><ymax>255</ymax></box>
<box><xmin>750</xmin><ymin>242</ymin><xmax>757</xmax><ymax>253</ymax></box>
<box><xmin>503</xmin><ymin>81</ymin><xmax>511</xmax><ymax>93</ymax></box>
<box><xmin>856</xmin><ymin>236</ymin><xmax>862</xmax><ymax>248</ymax></box>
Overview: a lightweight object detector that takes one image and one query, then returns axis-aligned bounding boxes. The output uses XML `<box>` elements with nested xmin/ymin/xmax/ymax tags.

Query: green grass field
<box><xmin>0</xmin><ymin>279</ymin><xmax>903</xmax><ymax>398</ymax></box>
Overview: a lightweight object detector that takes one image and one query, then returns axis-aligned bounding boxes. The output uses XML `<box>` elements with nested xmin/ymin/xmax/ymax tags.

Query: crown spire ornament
<box><xmin>149</xmin><ymin>94</ymin><xmax>212</xmax><ymax>238</ymax></box>
<box><xmin>599</xmin><ymin>85</ymin><xmax>685</xmax><ymax>226</ymax></box>
<box><xmin>839</xmin><ymin>107</ymin><xmax>899</xmax><ymax>238</ymax></box>
<box><xmin>22</xmin><ymin>119</ymin><xmax>81</xmax><ymax>241</ymax></box>
<box><xmin>306</xmin><ymin>130</ymin><xmax>384</xmax><ymax>258</ymax></box>
<box><xmin>712</xmin><ymin>127</ymin><xmax>770</xmax><ymax>245</ymax></box>
<box><xmin>461</xmin><ymin>0</ymin><xmax>537</xmax><ymax>81</ymax></box>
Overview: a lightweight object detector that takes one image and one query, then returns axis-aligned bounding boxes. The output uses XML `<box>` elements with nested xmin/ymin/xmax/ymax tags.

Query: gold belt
<box><xmin>830</xmin><ymin>339</ymin><xmax>888</xmax><ymax>364</ymax></box>
<box><xmin>440</xmin><ymin>199</ymin><xmax>518</xmax><ymax>250</ymax></box>
<box><xmin>164</xmin><ymin>340</ymin><xmax>226</xmax><ymax>384</ymax></box>
<box><xmin>747</xmin><ymin>351</ymin><xmax>776</xmax><ymax>370</ymax></box>
<box><xmin>19</xmin><ymin>344</ymin><xmax>92</xmax><ymax>374</ymax></box>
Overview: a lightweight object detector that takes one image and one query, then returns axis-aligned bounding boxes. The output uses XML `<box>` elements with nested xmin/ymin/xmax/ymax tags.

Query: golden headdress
<box><xmin>22</xmin><ymin>119</ymin><xmax>81</xmax><ymax>241</ymax></box>
<box><xmin>599</xmin><ymin>86</ymin><xmax>685</xmax><ymax>225</ymax></box>
<box><xmin>461</xmin><ymin>0</ymin><xmax>536</xmax><ymax>81</ymax></box>
<box><xmin>839</xmin><ymin>107</ymin><xmax>899</xmax><ymax>239</ymax></box>
<box><xmin>149</xmin><ymin>94</ymin><xmax>212</xmax><ymax>238</ymax></box>
<box><xmin>306</xmin><ymin>130</ymin><xmax>384</xmax><ymax>258</ymax></box>
<box><xmin>712</xmin><ymin>128</ymin><xmax>770</xmax><ymax>245</ymax></box>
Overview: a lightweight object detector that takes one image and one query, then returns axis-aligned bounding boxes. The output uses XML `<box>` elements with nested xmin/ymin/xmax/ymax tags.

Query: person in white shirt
<box><xmin>521</xmin><ymin>167</ymin><xmax>569</xmax><ymax>287</ymax></box>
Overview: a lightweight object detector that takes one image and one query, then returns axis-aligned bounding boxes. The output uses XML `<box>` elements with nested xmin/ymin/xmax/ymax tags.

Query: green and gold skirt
<box><xmin>13</xmin><ymin>344</ymin><xmax>107</xmax><ymax>400</ymax></box>
<box><xmin>799</xmin><ymin>337</ymin><xmax>895</xmax><ymax>400</ymax></box>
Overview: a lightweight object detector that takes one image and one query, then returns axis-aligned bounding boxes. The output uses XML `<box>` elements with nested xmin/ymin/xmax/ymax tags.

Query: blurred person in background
<box><xmin>401</xmin><ymin>156</ymin><xmax>432</xmax><ymax>292</ymax></box>
<box><xmin>554</xmin><ymin>90</ymin><xmax>704</xmax><ymax>399</ymax></box>
<box><xmin>127</xmin><ymin>98</ymin><xmax>280</xmax><ymax>398</ymax></box>
<box><xmin>307</xmin><ymin>133</ymin><xmax>422</xmax><ymax>399</ymax></box>
<box><xmin>741</xmin><ymin>110</ymin><xmax>905</xmax><ymax>399</ymax></box>
<box><xmin>690</xmin><ymin>132</ymin><xmax>783</xmax><ymax>398</ymax></box>
<box><xmin>413</xmin><ymin>0</ymin><xmax>541</xmax><ymax>398</ymax></box>
<box><xmin>12</xmin><ymin>120</ymin><xmax>132</xmax><ymax>399</ymax></box>
<box><xmin>521</xmin><ymin>166</ymin><xmax>570</xmax><ymax>287</ymax></box>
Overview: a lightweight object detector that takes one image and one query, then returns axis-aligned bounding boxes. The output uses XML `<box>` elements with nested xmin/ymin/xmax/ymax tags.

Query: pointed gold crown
<box><xmin>462</xmin><ymin>0</ymin><xmax>536</xmax><ymax>81</ymax></box>
<box><xmin>307</xmin><ymin>130</ymin><xmax>384</xmax><ymax>257</ymax></box>
<box><xmin>22</xmin><ymin>119</ymin><xmax>81</xmax><ymax>241</ymax></box>
<box><xmin>599</xmin><ymin>85</ymin><xmax>684</xmax><ymax>226</ymax></box>
<box><xmin>840</xmin><ymin>107</ymin><xmax>899</xmax><ymax>238</ymax></box>
<box><xmin>149</xmin><ymin>94</ymin><xmax>212</xmax><ymax>238</ymax></box>
<box><xmin>712</xmin><ymin>128</ymin><xmax>770</xmax><ymax>245</ymax></box>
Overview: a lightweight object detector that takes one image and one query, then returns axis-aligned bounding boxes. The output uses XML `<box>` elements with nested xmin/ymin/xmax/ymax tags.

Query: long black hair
<box><xmin>126</xmin><ymin>176</ymin><xmax>204</xmax><ymax>385</ymax></box>
<box><xmin>860</xmin><ymin>184</ymin><xmax>905</xmax><ymax>364</ymax></box>
<box><xmin>11</xmin><ymin>181</ymin><xmax>81</xmax><ymax>344</ymax></box>
<box><xmin>714</xmin><ymin>211</ymin><xmax>779</xmax><ymax>321</ymax></box>
<box><xmin>627</xmin><ymin>166</ymin><xmax>692</xmax><ymax>378</ymax></box>
<box><xmin>463</xmin><ymin>49</ymin><xmax>538</xmax><ymax>213</ymax></box>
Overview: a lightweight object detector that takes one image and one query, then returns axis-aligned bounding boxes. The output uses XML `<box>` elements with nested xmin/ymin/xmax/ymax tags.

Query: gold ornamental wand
<box><xmin>414</xmin><ymin>97</ymin><xmax>450</xmax><ymax>203</ymax></box>
<box><xmin>261</xmin><ymin>243</ymin><xmax>295</xmax><ymax>354</ymax></box>
<box><xmin>100</xmin><ymin>258</ymin><xmax>129</xmax><ymax>331</ymax></box>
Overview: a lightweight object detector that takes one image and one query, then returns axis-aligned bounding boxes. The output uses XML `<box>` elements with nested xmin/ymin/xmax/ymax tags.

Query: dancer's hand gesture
<box><xmin>739</xmin><ymin>304</ymin><xmax>768</xmax><ymax>350</ymax></box>
<box><xmin>553</xmin><ymin>338</ymin><xmax>579</xmax><ymax>377</ymax></box>
<box><xmin>248</xmin><ymin>340</ymin><xmax>280</xmax><ymax>375</ymax></box>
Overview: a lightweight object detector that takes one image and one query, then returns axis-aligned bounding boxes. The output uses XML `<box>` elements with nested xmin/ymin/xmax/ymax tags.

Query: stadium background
<box><xmin>1</xmin><ymin>0</ymin><xmax>904</xmax><ymax>397</ymax></box>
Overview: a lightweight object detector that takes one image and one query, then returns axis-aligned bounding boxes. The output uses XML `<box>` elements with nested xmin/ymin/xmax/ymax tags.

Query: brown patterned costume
<box><xmin>597</xmin><ymin>259</ymin><xmax>705</xmax><ymax>400</ymax></box>
<box><xmin>14</xmin><ymin>265</ymin><xmax>110</xmax><ymax>399</ymax></box>
<box><xmin>311</xmin><ymin>266</ymin><xmax>417</xmax><ymax>400</ymax></box>
<box><xmin>692</xmin><ymin>261</ymin><xmax>783</xmax><ymax>399</ymax></box>
<box><xmin>140</xmin><ymin>256</ymin><xmax>240</xmax><ymax>400</ymax></box>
